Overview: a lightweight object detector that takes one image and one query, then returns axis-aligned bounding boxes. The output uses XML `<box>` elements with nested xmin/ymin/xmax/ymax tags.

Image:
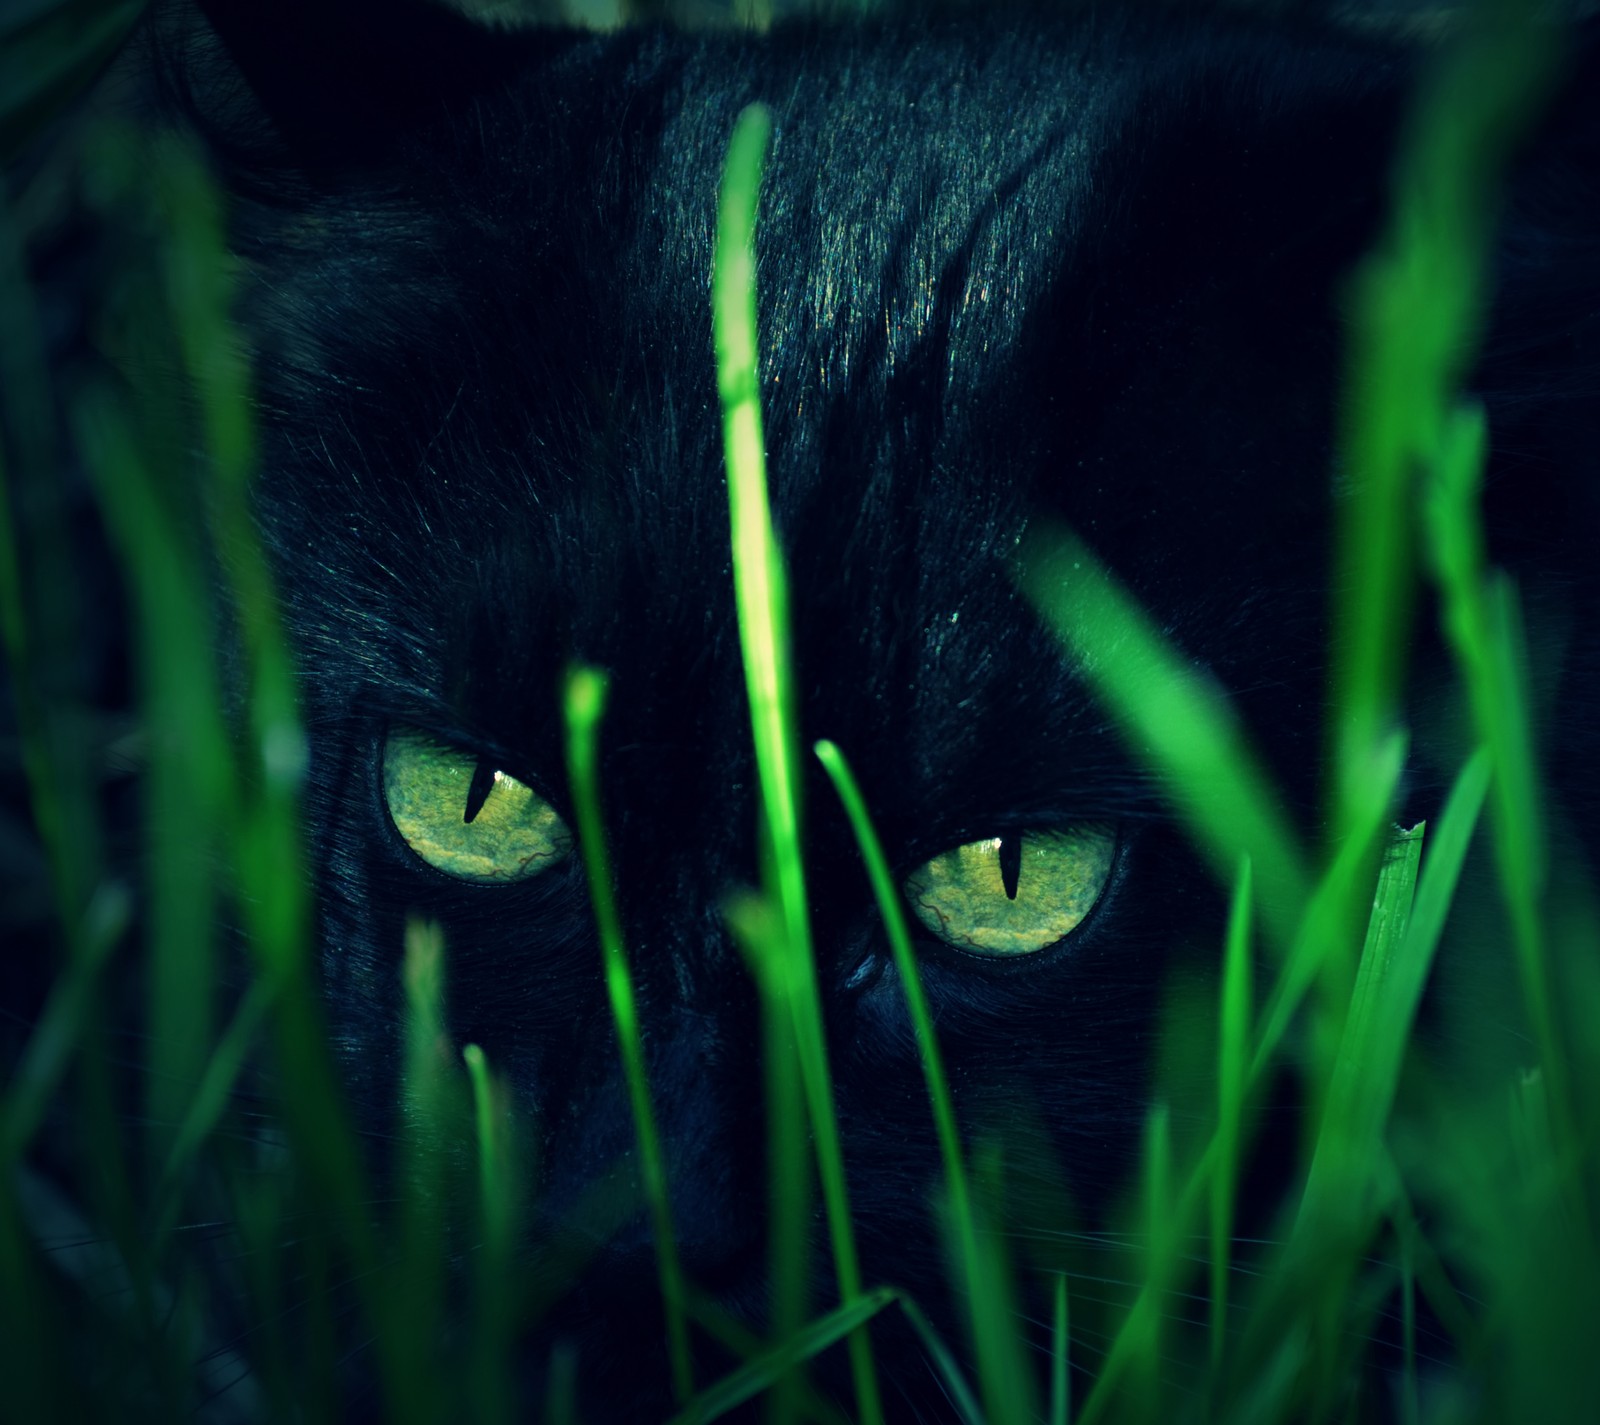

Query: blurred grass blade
<box><xmin>390</xmin><ymin>917</ymin><xmax>457</xmax><ymax>1425</ymax></box>
<box><xmin>158</xmin><ymin>974</ymin><xmax>275</xmax><ymax>1215</ymax></box>
<box><xmin>463</xmin><ymin>1043</ymin><xmax>518</xmax><ymax>1425</ymax></box>
<box><xmin>75</xmin><ymin>379</ymin><xmax>231</xmax><ymax>1151</ymax></box>
<box><xmin>1077</xmin><ymin>1105</ymin><xmax>1178</xmax><ymax>1425</ymax></box>
<box><xmin>565</xmin><ymin>664</ymin><xmax>693</xmax><ymax>1404</ymax></box>
<box><xmin>1211</xmin><ymin>854</ymin><xmax>1253</xmax><ymax>1368</ymax></box>
<box><xmin>713</xmin><ymin>103</ymin><xmax>880</xmax><ymax>1425</ymax></box>
<box><xmin>154</xmin><ymin>136</ymin><xmax>309</xmax><ymax>971</ymax></box>
<box><xmin>0</xmin><ymin>882</ymin><xmax>126</xmax><ymax>1162</ymax></box>
<box><xmin>0</xmin><ymin>176</ymin><xmax>102</xmax><ymax>944</ymax></box>
<box><xmin>966</xmin><ymin>1145</ymin><xmax>1038</xmax><ymax>1425</ymax></box>
<box><xmin>1049</xmin><ymin>1271</ymin><xmax>1070</xmax><ymax>1425</ymax></box>
<box><xmin>1422</xmin><ymin>398</ymin><xmax>1572</xmax><ymax>1141</ymax></box>
<box><xmin>0</xmin><ymin>0</ymin><xmax>143</xmax><ymax>163</ymax></box>
<box><xmin>1016</xmin><ymin>525</ymin><xmax>1309</xmax><ymax>951</ymax></box>
<box><xmin>1331</xmin><ymin>0</ymin><xmax>1556</xmax><ymax>845</ymax></box>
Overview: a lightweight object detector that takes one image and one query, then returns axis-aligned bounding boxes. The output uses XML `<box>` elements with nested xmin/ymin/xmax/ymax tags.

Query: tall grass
<box><xmin>2</xmin><ymin>2</ymin><xmax>1597</xmax><ymax>1423</ymax></box>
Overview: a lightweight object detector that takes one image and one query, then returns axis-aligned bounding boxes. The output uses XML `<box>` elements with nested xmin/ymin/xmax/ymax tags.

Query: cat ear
<box><xmin>159</xmin><ymin>0</ymin><xmax>544</xmax><ymax>172</ymax></box>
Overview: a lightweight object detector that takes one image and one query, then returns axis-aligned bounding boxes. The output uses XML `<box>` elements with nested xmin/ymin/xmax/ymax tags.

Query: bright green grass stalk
<box><xmin>712</xmin><ymin>102</ymin><xmax>882</xmax><ymax>1425</ymax></box>
<box><xmin>815</xmin><ymin>740</ymin><xmax>1033</xmax><ymax>1422</ymax></box>
<box><xmin>811</xmin><ymin>742</ymin><xmax>976</xmax><ymax>1257</ymax></box>
<box><xmin>721</xmin><ymin>888</ymin><xmax>812</xmax><ymax>1422</ymax></box>
<box><xmin>564</xmin><ymin>664</ymin><xmax>694</xmax><ymax>1404</ymax></box>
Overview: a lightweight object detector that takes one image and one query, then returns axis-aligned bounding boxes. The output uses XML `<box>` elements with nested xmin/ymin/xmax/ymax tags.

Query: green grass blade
<box><xmin>1015</xmin><ymin>526</ymin><xmax>1309</xmax><ymax>952</ymax></box>
<box><xmin>1297</xmin><ymin>822</ymin><xmax>1426</xmax><ymax>1235</ymax></box>
<box><xmin>74</xmin><ymin>378</ymin><xmax>232</xmax><ymax>1152</ymax></box>
<box><xmin>722</xmin><ymin>888</ymin><xmax>811</xmax><ymax>1420</ymax></box>
<box><xmin>1211</xmin><ymin>855</ymin><xmax>1253</xmax><ymax>1370</ymax></box>
<box><xmin>1421</xmin><ymin>399</ymin><xmax>1573</xmax><ymax>1144</ymax></box>
<box><xmin>391</xmin><ymin>918</ymin><xmax>456</xmax><ymax>1425</ymax></box>
<box><xmin>0</xmin><ymin>178</ymin><xmax>100</xmax><ymax>949</ymax></box>
<box><xmin>0</xmin><ymin>882</ymin><xmax>126</xmax><ymax>1163</ymax></box>
<box><xmin>1250</xmin><ymin>728</ymin><xmax>1407</xmax><ymax>1083</ymax></box>
<box><xmin>1049</xmin><ymin>1270</ymin><xmax>1070</xmax><ymax>1425</ymax></box>
<box><xmin>154</xmin><ymin>136</ymin><xmax>310</xmax><ymax>974</ymax></box>
<box><xmin>1077</xmin><ymin>1106</ymin><xmax>1178</xmax><ymax>1425</ymax></box>
<box><xmin>813</xmin><ymin>739</ymin><xmax>1037</xmax><ymax>1422</ymax></box>
<box><xmin>892</xmin><ymin>1292</ymin><xmax>985</xmax><ymax>1425</ymax></box>
<box><xmin>0</xmin><ymin>0</ymin><xmax>142</xmax><ymax>164</ymax></box>
<box><xmin>669</xmin><ymin>1287</ymin><xmax>895</xmax><ymax>1425</ymax></box>
<box><xmin>1331</xmin><ymin>0</ymin><xmax>1556</xmax><ymax>848</ymax></box>
<box><xmin>811</xmin><ymin>742</ymin><xmax>979</xmax><ymax>1277</ymax></box>
<box><xmin>463</xmin><ymin>1043</ymin><xmax>517</xmax><ymax>1425</ymax></box>
<box><xmin>158</xmin><ymin>975</ymin><xmax>276</xmax><ymax>1217</ymax></box>
<box><xmin>564</xmin><ymin>664</ymin><xmax>693</xmax><ymax>1404</ymax></box>
<box><xmin>712</xmin><ymin>103</ymin><xmax>880</xmax><ymax>1425</ymax></box>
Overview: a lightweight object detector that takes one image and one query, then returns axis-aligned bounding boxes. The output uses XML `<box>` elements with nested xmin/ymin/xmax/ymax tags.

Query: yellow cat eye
<box><xmin>382</xmin><ymin>728</ymin><xmax>573</xmax><ymax>883</ymax></box>
<box><xmin>903</xmin><ymin>826</ymin><xmax>1116</xmax><ymax>956</ymax></box>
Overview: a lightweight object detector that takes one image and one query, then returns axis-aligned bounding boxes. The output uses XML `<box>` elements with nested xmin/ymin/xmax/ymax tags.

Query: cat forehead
<box><xmin>236</xmin><ymin>18</ymin><xmax>1399</xmax><ymax>443</ymax></box>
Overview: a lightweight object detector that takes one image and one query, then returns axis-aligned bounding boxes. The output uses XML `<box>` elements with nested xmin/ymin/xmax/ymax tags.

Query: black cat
<box><xmin>146</xmin><ymin>1</ymin><xmax>1599</xmax><ymax>1419</ymax></box>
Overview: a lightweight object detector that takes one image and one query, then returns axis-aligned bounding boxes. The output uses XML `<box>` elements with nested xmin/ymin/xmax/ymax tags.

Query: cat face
<box><xmin>168</xmin><ymin>1</ymin><xmax>1598</xmax><ymax>1417</ymax></box>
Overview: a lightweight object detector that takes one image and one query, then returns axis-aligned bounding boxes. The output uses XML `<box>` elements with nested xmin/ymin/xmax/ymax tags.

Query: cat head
<box><xmin>148</xmin><ymin>1</ymin><xmax>1599</xmax><ymax>1416</ymax></box>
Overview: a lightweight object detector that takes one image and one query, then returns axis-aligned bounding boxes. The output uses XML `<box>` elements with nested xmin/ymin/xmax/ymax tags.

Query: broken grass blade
<box><xmin>1298</xmin><ymin>823</ymin><xmax>1426</xmax><ymax>1235</ymax></box>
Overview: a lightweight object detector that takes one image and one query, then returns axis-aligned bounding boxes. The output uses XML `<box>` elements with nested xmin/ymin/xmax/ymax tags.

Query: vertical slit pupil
<box><xmin>464</xmin><ymin>758</ymin><xmax>497</xmax><ymax>824</ymax></box>
<box><xmin>998</xmin><ymin>834</ymin><xmax>1022</xmax><ymax>900</ymax></box>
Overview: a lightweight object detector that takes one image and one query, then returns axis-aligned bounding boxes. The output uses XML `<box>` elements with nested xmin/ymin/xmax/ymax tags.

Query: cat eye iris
<box><xmin>903</xmin><ymin>826</ymin><xmax>1116</xmax><ymax>956</ymax></box>
<box><xmin>382</xmin><ymin>728</ymin><xmax>573</xmax><ymax>882</ymax></box>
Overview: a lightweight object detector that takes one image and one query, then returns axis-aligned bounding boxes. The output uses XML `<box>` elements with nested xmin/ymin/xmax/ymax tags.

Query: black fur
<box><xmin>150</xmin><ymin>2</ymin><xmax>1599</xmax><ymax>1417</ymax></box>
